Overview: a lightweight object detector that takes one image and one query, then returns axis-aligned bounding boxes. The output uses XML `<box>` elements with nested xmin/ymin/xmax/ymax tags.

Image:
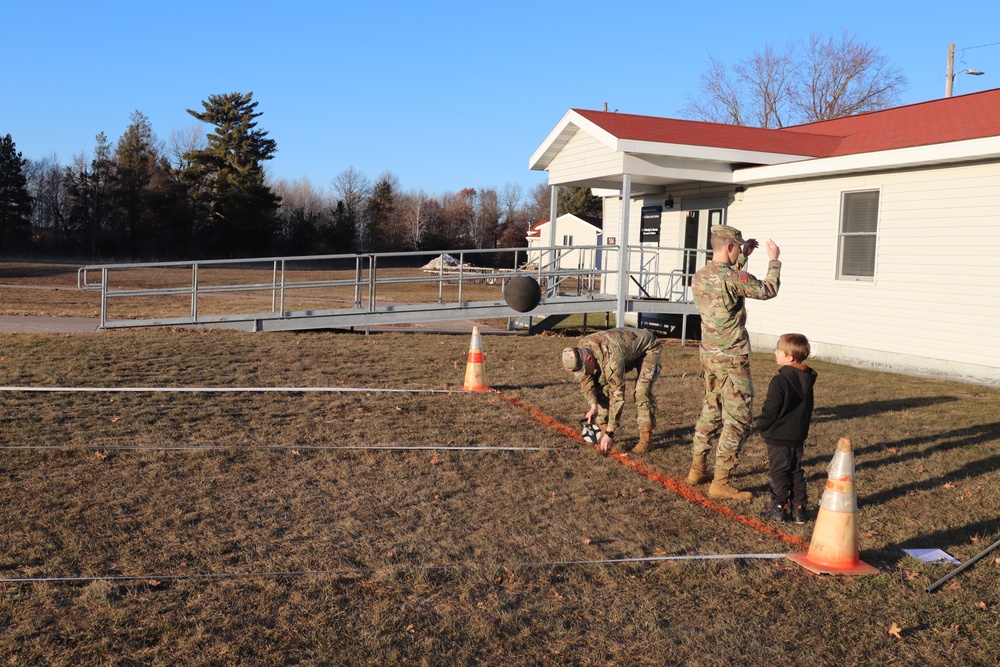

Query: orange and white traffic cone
<box><xmin>462</xmin><ymin>325</ymin><xmax>489</xmax><ymax>391</ymax></box>
<box><xmin>787</xmin><ymin>437</ymin><xmax>878</xmax><ymax>576</ymax></box>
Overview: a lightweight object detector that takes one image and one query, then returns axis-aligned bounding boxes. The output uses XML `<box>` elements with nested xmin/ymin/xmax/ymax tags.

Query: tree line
<box><xmin>1</xmin><ymin>91</ymin><xmax>600</xmax><ymax>265</ymax></box>
<box><xmin>3</xmin><ymin>33</ymin><xmax>904</xmax><ymax>263</ymax></box>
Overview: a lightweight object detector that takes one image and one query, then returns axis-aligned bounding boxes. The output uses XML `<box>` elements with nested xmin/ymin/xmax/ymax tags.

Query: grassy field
<box><xmin>0</xmin><ymin>263</ymin><xmax>998</xmax><ymax>665</ymax></box>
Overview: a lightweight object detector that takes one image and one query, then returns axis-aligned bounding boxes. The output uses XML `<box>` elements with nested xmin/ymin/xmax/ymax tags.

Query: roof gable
<box><xmin>527</xmin><ymin>214</ymin><xmax>603</xmax><ymax>238</ymax></box>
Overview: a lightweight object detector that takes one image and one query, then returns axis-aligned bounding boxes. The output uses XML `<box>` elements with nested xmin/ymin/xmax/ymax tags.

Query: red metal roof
<box><xmin>572</xmin><ymin>88</ymin><xmax>1000</xmax><ymax>159</ymax></box>
<box><xmin>782</xmin><ymin>89</ymin><xmax>1000</xmax><ymax>155</ymax></box>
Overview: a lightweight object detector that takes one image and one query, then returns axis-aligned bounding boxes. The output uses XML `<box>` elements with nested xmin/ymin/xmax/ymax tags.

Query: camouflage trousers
<box><xmin>594</xmin><ymin>340</ymin><xmax>661</xmax><ymax>430</ymax></box>
<box><xmin>692</xmin><ymin>352</ymin><xmax>754</xmax><ymax>470</ymax></box>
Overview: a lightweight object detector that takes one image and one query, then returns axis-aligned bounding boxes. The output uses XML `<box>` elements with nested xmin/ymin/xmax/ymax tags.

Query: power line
<box><xmin>961</xmin><ymin>41</ymin><xmax>1000</xmax><ymax>51</ymax></box>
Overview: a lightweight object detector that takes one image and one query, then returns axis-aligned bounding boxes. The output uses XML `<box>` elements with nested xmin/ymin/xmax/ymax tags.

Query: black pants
<box><xmin>766</xmin><ymin>442</ymin><xmax>806</xmax><ymax>507</ymax></box>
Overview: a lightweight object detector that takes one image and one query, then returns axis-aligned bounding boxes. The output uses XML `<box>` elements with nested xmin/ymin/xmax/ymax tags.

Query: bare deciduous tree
<box><xmin>524</xmin><ymin>183</ymin><xmax>551</xmax><ymax>225</ymax></box>
<box><xmin>331</xmin><ymin>166</ymin><xmax>371</xmax><ymax>248</ymax></box>
<box><xmin>25</xmin><ymin>156</ymin><xmax>68</xmax><ymax>235</ymax></box>
<box><xmin>472</xmin><ymin>187</ymin><xmax>500</xmax><ymax>249</ymax></box>
<box><xmin>401</xmin><ymin>189</ymin><xmax>430</xmax><ymax>250</ymax></box>
<box><xmin>796</xmin><ymin>32</ymin><xmax>908</xmax><ymax>122</ymax></box>
<box><xmin>683</xmin><ymin>31</ymin><xmax>907</xmax><ymax>128</ymax></box>
<box><xmin>166</xmin><ymin>124</ymin><xmax>206</xmax><ymax>172</ymax></box>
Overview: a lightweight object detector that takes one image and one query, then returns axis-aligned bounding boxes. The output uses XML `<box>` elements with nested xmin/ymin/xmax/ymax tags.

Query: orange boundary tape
<box><xmin>497</xmin><ymin>390</ymin><xmax>809</xmax><ymax>549</ymax></box>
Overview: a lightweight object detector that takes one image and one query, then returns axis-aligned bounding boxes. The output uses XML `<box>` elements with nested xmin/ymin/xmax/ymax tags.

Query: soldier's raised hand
<box><xmin>766</xmin><ymin>240</ymin><xmax>780</xmax><ymax>261</ymax></box>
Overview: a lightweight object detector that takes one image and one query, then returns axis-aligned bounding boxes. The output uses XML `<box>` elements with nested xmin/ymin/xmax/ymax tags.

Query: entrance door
<box><xmin>682</xmin><ymin>208</ymin><xmax>724</xmax><ymax>284</ymax></box>
<box><xmin>682</xmin><ymin>211</ymin><xmax>699</xmax><ymax>284</ymax></box>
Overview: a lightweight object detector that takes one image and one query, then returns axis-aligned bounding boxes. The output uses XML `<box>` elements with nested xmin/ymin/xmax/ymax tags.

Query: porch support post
<box><xmin>547</xmin><ymin>184</ymin><xmax>559</xmax><ymax>297</ymax></box>
<box><xmin>615</xmin><ymin>174</ymin><xmax>632</xmax><ymax>325</ymax></box>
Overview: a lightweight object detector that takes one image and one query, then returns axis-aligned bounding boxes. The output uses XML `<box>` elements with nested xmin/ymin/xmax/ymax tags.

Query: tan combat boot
<box><xmin>631</xmin><ymin>426</ymin><xmax>654</xmax><ymax>454</ymax></box>
<box><xmin>686</xmin><ymin>455</ymin><xmax>713</xmax><ymax>485</ymax></box>
<box><xmin>708</xmin><ymin>468</ymin><xmax>752</xmax><ymax>501</ymax></box>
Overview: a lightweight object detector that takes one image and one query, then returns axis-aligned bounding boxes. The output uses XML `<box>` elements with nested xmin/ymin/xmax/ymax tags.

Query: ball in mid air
<box><xmin>503</xmin><ymin>276</ymin><xmax>541</xmax><ymax>313</ymax></box>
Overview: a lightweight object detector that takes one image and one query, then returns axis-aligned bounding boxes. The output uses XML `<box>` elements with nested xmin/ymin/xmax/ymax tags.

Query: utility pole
<box><xmin>946</xmin><ymin>43</ymin><xmax>955</xmax><ymax>98</ymax></box>
<box><xmin>946</xmin><ymin>43</ymin><xmax>985</xmax><ymax>97</ymax></box>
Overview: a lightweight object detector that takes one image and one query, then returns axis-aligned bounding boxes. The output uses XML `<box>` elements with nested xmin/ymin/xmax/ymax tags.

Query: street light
<box><xmin>946</xmin><ymin>43</ymin><xmax>986</xmax><ymax>97</ymax></box>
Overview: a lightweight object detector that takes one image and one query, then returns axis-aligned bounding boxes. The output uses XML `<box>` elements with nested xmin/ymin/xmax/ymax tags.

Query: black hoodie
<box><xmin>757</xmin><ymin>363</ymin><xmax>817</xmax><ymax>447</ymax></box>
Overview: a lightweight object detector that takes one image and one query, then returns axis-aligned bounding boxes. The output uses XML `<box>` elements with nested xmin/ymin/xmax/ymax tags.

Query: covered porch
<box><xmin>528</xmin><ymin>108</ymin><xmax>824</xmax><ymax>324</ymax></box>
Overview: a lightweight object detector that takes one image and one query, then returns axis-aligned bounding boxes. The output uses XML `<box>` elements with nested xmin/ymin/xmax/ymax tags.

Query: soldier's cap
<box><xmin>561</xmin><ymin>347</ymin><xmax>593</xmax><ymax>373</ymax></box>
<box><xmin>711</xmin><ymin>225</ymin><xmax>746</xmax><ymax>246</ymax></box>
<box><xmin>562</xmin><ymin>347</ymin><xmax>584</xmax><ymax>373</ymax></box>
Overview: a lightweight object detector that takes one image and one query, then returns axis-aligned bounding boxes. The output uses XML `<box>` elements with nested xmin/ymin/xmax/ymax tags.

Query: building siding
<box><xmin>730</xmin><ymin>161</ymin><xmax>1000</xmax><ymax>384</ymax></box>
<box><xmin>546</xmin><ymin>130</ymin><xmax>623</xmax><ymax>185</ymax></box>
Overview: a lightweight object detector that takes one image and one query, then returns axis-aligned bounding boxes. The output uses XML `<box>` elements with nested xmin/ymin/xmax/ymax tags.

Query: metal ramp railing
<box><xmin>79</xmin><ymin>246</ymin><xmax>615</xmax><ymax>332</ymax></box>
<box><xmin>77</xmin><ymin>244</ymin><xmax>703</xmax><ymax>333</ymax></box>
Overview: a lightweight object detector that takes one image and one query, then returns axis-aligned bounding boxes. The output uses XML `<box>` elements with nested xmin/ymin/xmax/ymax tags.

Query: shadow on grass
<box><xmin>812</xmin><ymin>395</ymin><xmax>959</xmax><ymax>424</ymax></box>
<box><xmin>744</xmin><ymin>421</ymin><xmax>1000</xmax><ymax>500</ymax></box>
<box><xmin>858</xmin><ymin>421</ymin><xmax>1000</xmax><ymax>467</ymax></box>
<box><xmin>801</xmin><ymin>420</ymin><xmax>1000</xmax><ymax>469</ymax></box>
<box><xmin>858</xmin><ymin>451</ymin><xmax>1000</xmax><ymax>507</ymax></box>
<box><xmin>873</xmin><ymin>516</ymin><xmax>1000</xmax><ymax>566</ymax></box>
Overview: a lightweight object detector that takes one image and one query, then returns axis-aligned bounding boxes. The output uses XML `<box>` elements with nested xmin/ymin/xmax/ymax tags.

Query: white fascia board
<box><xmin>590</xmin><ymin>187</ymin><xmax>669</xmax><ymax>198</ymax></box>
<box><xmin>529</xmin><ymin>110</ymin><xmax>620</xmax><ymax>171</ymax></box>
<box><xmin>618</xmin><ymin>139</ymin><xmax>813</xmax><ymax>166</ymax></box>
<box><xmin>734</xmin><ymin>136</ymin><xmax>1000</xmax><ymax>184</ymax></box>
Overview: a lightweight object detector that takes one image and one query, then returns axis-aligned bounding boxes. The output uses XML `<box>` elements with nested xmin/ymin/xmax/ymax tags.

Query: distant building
<box><xmin>525</xmin><ymin>213</ymin><xmax>603</xmax><ymax>270</ymax></box>
<box><xmin>530</xmin><ymin>90</ymin><xmax>1000</xmax><ymax>385</ymax></box>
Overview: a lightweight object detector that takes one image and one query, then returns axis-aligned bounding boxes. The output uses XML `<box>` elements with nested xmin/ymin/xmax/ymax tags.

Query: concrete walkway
<box><xmin>0</xmin><ymin>315</ymin><xmax>511</xmax><ymax>335</ymax></box>
<box><xmin>0</xmin><ymin>316</ymin><xmax>101</xmax><ymax>333</ymax></box>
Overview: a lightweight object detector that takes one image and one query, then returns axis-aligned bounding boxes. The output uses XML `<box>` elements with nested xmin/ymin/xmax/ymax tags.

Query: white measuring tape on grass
<box><xmin>0</xmin><ymin>553</ymin><xmax>787</xmax><ymax>584</ymax></box>
<box><xmin>0</xmin><ymin>386</ymin><xmax>468</xmax><ymax>394</ymax></box>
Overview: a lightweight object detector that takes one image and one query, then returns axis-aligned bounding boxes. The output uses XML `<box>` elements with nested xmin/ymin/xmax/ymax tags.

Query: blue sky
<box><xmin>3</xmin><ymin>1</ymin><xmax>999</xmax><ymax>198</ymax></box>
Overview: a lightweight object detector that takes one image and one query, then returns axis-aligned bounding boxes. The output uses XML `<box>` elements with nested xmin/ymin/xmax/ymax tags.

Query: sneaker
<box><xmin>759</xmin><ymin>501</ymin><xmax>789</xmax><ymax>522</ymax></box>
<box><xmin>791</xmin><ymin>505</ymin><xmax>807</xmax><ymax>525</ymax></box>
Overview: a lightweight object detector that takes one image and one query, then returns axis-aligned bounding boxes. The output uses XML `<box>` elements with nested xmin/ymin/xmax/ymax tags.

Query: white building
<box><xmin>525</xmin><ymin>213</ymin><xmax>603</xmax><ymax>270</ymax></box>
<box><xmin>530</xmin><ymin>89</ymin><xmax>1000</xmax><ymax>385</ymax></box>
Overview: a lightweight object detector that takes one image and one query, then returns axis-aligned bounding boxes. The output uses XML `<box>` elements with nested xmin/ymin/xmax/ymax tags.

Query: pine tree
<box><xmin>557</xmin><ymin>185</ymin><xmax>602</xmax><ymax>219</ymax></box>
<box><xmin>0</xmin><ymin>134</ymin><xmax>33</xmax><ymax>252</ymax></box>
<box><xmin>111</xmin><ymin>111</ymin><xmax>160</xmax><ymax>257</ymax></box>
<box><xmin>65</xmin><ymin>133</ymin><xmax>114</xmax><ymax>255</ymax></box>
<box><xmin>181</xmin><ymin>92</ymin><xmax>279</xmax><ymax>255</ymax></box>
<box><xmin>365</xmin><ymin>176</ymin><xmax>395</xmax><ymax>252</ymax></box>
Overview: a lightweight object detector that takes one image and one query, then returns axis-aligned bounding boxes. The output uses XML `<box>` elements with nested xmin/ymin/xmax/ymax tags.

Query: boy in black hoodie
<box><xmin>757</xmin><ymin>333</ymin><xmax>817</xmax><ymax>524</ymax></box>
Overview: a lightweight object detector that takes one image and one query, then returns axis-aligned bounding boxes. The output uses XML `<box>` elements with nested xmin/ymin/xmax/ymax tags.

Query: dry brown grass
<box><xmin>0</xmin><ymin>263</ymin><xmax>997</xmax><ymax>665</ymax></box>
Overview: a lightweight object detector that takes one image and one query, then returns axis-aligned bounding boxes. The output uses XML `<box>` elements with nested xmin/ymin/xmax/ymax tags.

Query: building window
<box><xmin>562</xmin><ymin>235</ymin><xmax>573</xmax><ymax>246</ymax></box>
<box><xmin>837</xmin><ymin>190</ymin><xmax>879</xmax><ymax>280</ymax></box>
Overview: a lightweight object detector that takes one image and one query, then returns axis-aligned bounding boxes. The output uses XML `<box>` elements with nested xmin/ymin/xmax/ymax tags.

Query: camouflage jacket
<box><xmin>694</xmin><ymin>258</ymin><xmax>781</xmax><ymax>356</ymax></box>
<box><xmin>576</xmin><ymin>327</ymin><xmax>659</xmax><ymax>431</ymax></box>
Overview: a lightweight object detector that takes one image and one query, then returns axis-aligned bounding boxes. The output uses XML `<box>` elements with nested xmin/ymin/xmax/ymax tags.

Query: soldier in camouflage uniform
<box><xmin>688</xmin><ymin>226</ymin><xmax>781</xmax><ymax>500</ymax></box>
<box><xmin>562</xmin><ymin>327</ymin><xmax>662</xmax><ymax>455</ymax></box>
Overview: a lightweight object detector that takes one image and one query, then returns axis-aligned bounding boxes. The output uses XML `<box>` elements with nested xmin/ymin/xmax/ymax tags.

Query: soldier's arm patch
<box><xmin>738</xmin><ymin>271</ymin><xmax>749</xmax><ymax>282</ymax></box>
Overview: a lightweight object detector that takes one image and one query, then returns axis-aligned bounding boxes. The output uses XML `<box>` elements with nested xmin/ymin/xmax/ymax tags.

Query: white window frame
<box><xmin>836</xmin><ymin>189</ymin><xmax>880</xmax><ymax>282</ymax></box>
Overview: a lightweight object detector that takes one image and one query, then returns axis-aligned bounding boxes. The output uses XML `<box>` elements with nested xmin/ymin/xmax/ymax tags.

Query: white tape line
<box><xmin>0</xmin><ymin>386</ymin><xmax>465</xmax><ymax>394</ymax></box>
<box><xmin>0</xmin><ymin>553</ymin><xmax>787</xmax><ymax>584</ymax></box>
<box><xmin>2</xmin><ymin>445</ymin><xmax>582</xmax><ymax>453</ymax></box>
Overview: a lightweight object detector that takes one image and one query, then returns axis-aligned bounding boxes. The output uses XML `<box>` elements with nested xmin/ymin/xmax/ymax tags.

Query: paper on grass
<box><xmin>903</xmin><ymin>548</ymin><xmax>960</xmax><ymax>565</ymax></box>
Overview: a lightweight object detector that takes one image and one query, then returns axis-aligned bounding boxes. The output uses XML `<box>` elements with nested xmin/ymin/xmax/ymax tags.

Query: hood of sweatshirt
<box><xmin>780</xmin><ymin>363</ymin><xmax>817</xmax><ymax>399</ymax></box>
